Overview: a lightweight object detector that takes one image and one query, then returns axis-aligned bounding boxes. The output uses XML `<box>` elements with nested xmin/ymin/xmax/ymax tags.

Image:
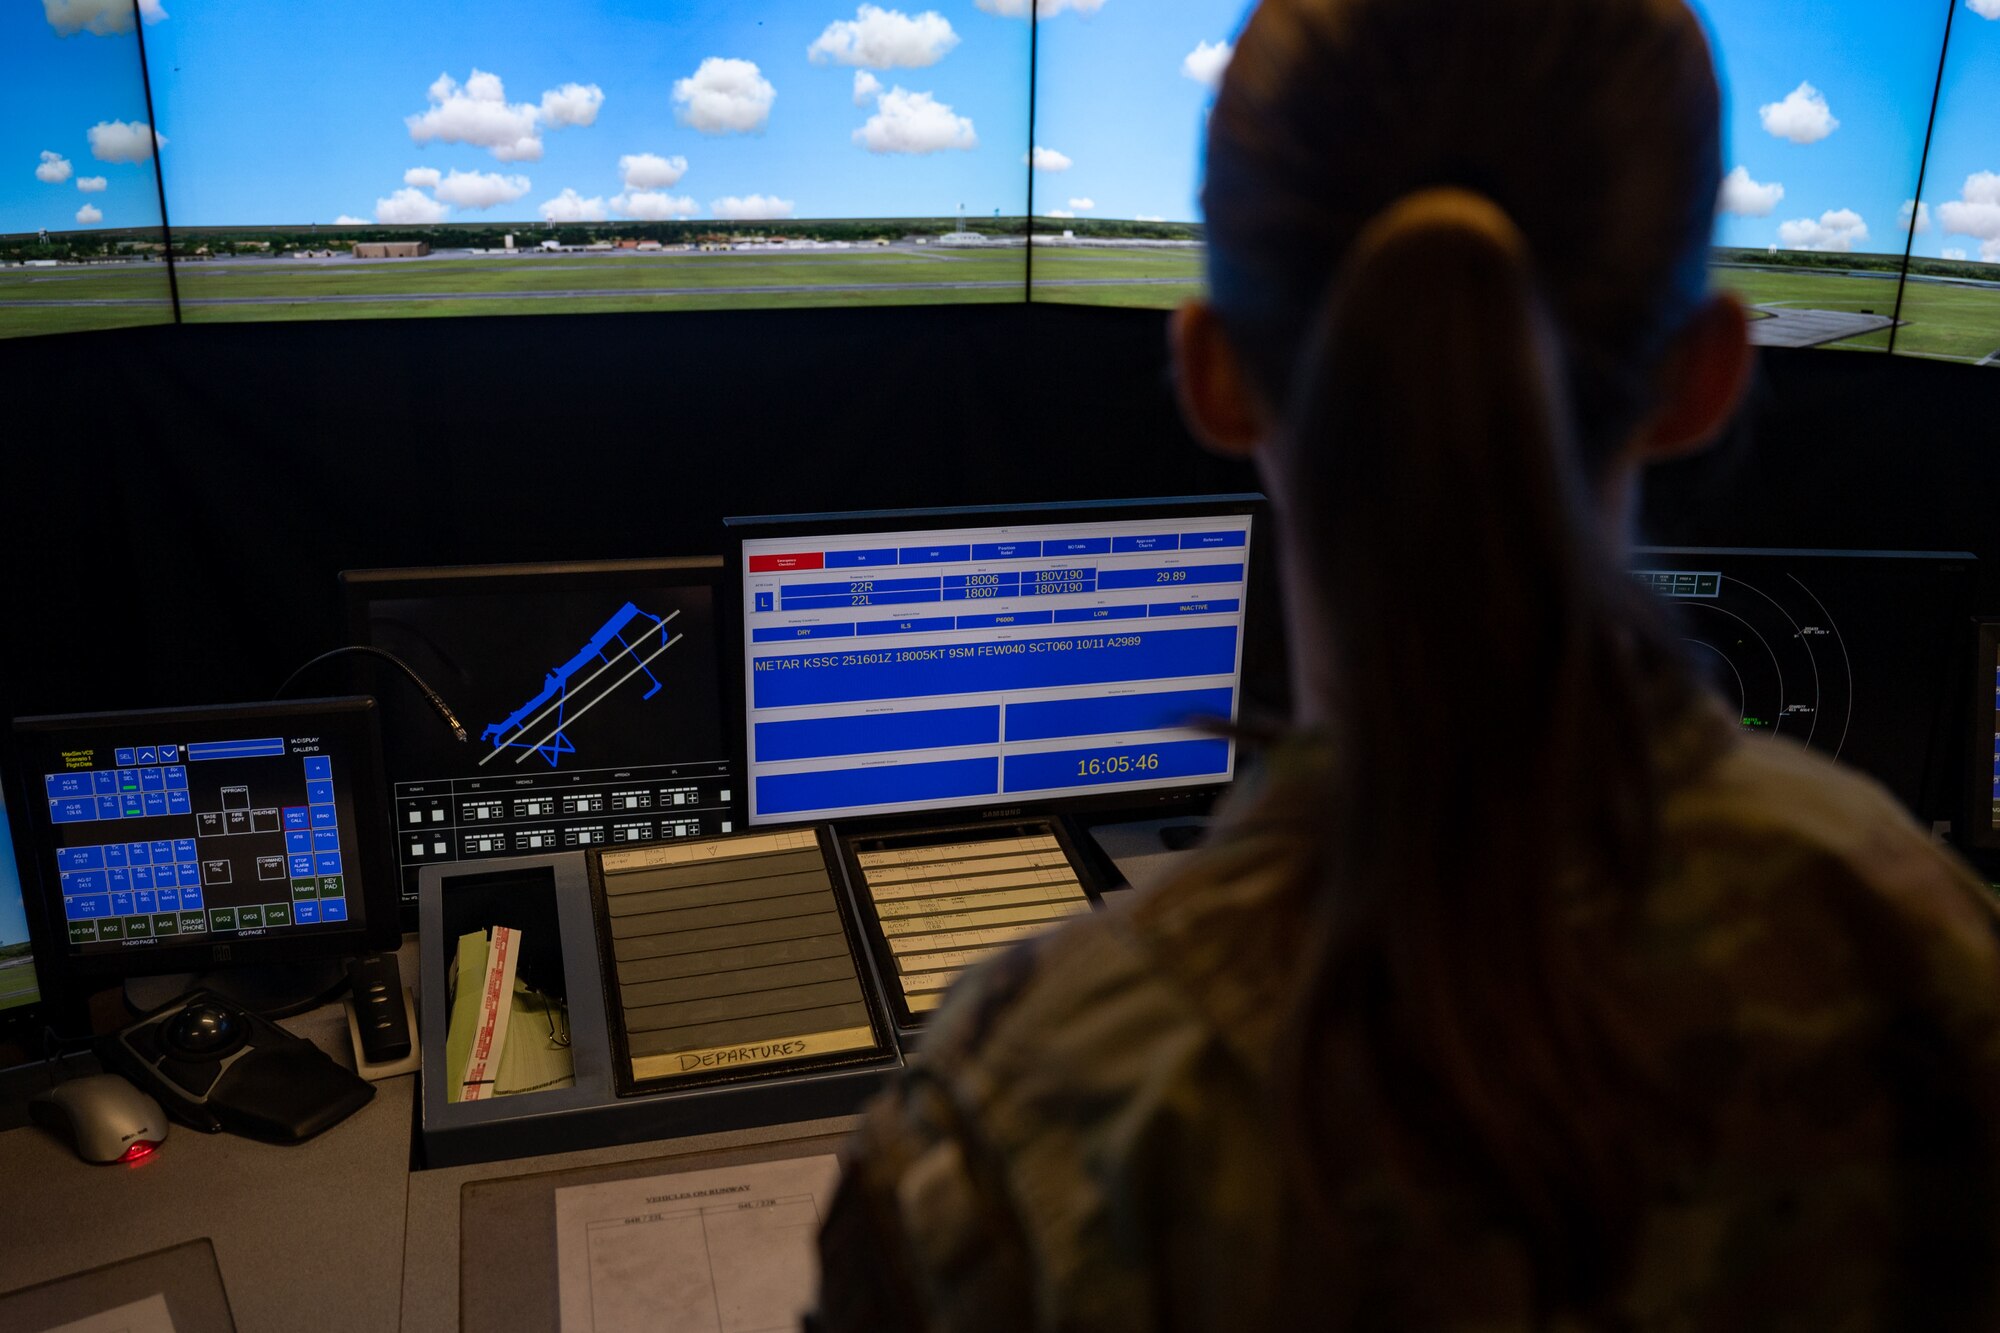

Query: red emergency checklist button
<box><xmin>748</xmin><ymin>552</ymin><xmax>825</xmax><ymax>572</ymax></box>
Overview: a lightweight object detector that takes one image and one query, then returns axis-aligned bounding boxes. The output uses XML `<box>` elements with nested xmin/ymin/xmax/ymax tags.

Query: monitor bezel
<box><xmin>724</xmin><ymin>494</ymin><xmax>1271</xmax><ymax>830</ymax></box>
<box><xmin>340</xmin><ymin>557</ymin><xmax>741</xmax><ymax>922</ymax></box>
<box><xmin>1966</xmin><ymin>619</ymin><xmax>2000</xmax><ymax>853</ymax></box>
<box><xmin>5</xmin><ymin>697</ymin><xmax>402</xmax><ymax>993</ymax></box>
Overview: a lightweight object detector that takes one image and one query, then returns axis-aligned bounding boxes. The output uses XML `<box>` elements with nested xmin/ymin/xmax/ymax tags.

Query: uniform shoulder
<box><xmin>1660</xmin><ymin>733</ymin><xmax>2000</xmax><ymax>1000</ymax></box>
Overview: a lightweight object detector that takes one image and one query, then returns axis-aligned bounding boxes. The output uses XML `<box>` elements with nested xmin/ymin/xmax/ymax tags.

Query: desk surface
<box><xmin>0</xmin><ymin>943</ymin><xmax>864</xmax><ymax>1333</ymax></box>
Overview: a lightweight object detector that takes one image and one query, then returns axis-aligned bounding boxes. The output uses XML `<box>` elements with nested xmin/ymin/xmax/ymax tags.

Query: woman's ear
<box><xmin>1171</xmin><ymin>300</ymin><xmax>1272</xmax><ymax>458</ymax></box>
<box><xmin>1633</xmin><ymin>293</ymin><xmax>1753</xmax><ymax>465</ymax></box>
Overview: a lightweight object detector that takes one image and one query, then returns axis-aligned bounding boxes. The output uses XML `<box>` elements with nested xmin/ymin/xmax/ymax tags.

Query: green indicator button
<box><xmin>208</xmin><ymin>907</ymin><xmax>237</xmax><ymax>931</ymax></box>
<box><xmin>264</xmin><ymin>903</ymin><xmax>291</xmax><ymax>927</ymax></box>
<box><xmin>238</xmin><ymin>905</ymin><xmax>265</xmax><ymax>928</ymax></box>
<box><xmin>292</xmin><ymin>878</ymin><xmax>319</xmax><ymax>900</ymax></box>
<box><xmin>318</xmin><ymin>875</ymin><xmax>346</xmax><ymax>898</ymax></box>
<box><xmin>68</xmin><ymin>921</ymin><xmax>97</xmax><ymax>944</ymax></box>
<box><xmin>179</xmin><ymin>912</ymin><xmax>207</xmax><ymax>934</ymax></box>
<box><xmin>152</xmin><ymin>914</ymin><xmax>179</xmax><ymax>936</ymax></box>
<box><xmin>124</xmin><ymin>916</ymin><xmax>152</xmax><ymax>939</ymax></box>
<box><xmin>97</xmin><ymin>918</ymin><xmax>124</xmax><ymax>940</ymax></box>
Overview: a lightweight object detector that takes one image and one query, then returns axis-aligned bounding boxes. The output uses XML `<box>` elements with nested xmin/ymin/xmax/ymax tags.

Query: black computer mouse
<box><xmin>29</xmin><ymin>1074</ymin><xmax>169</xmax><ymax>1164</ymax></box>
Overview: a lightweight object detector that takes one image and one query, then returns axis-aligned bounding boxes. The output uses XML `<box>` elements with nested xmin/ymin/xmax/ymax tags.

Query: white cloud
<box><xmin>1068</xmin><ymin>197</ymin><xmax>1095</xmax><ymax>211</ymax></box>
<box><xmin>75</xmin><ymin>202</ymin><xmax>103</xmax><ymax>224</ymax></box>
<box><xmin>407</xmin><ymin>69</ymin><xmax>594</xmax><ymax>161</ymax></box>
<box><xmin>1945</xmin><ymin>248</ymin><xmax>1970</xmax><ymax>261</ymax></box>
<box><xmin>375</xmin><ymin>187</ymin><xmax>450</xmax><ymax>225</ymax></box>
<box><xmin>1045</xmin><ymin>209</ymin><xmax>1075</xmax><ymax>219</ymax></box>
<box><xmin>540</xmin><ymin>83</ymin><xmax>605</xmax><ymax>128</ymax></box>
<box><xmin>1181</xmin><ymin>40</ymin><xmax>1233</xmax><ymax>89</ymax></box>
<box><xmin>1939</xmin><ymin>171</ymin><xmax>2000</xmax><ymax>262</ymax></box>
<box><xmin>1759</xmin><ymin>82</ymin><xmax>1839</xmax><ymax>145</ymax></box>
<box><xmin>538</xmin><ymin>188</ymin><xmax>607</xmax><ymax>223</ymax></box>
<box><xmin>1135</xmin><ymin>214</ymin><xmax>1164</xmax><ymax>222</ymax></box>
<box><xmin>612</xmin><ymin>190</ymin><xmax>699</xmax><ymax>220</ymax></box>
<box><xmin>712</xmin><ymin>194</ymin><xmax>795</xmax><ymax>220</ymax></box>
<box><xmin>809</xmin><ymin>6</ymin><xmax>959</xmax><ymax>68</ymax></box>
<box><xmin>1028</xmin><ymin>145</ymin><xmax>1071</xmax><ymax>172</ymax></box>
<box><xmin>854</xmin><ymin>86</ymin><xmax>976</xmax><ymax>154</ymax></box>
<box><xmin>620</xmin><ymin>152</ymin><xmax>688</xmax><ymax>189</ymax></box>
<box><xmin>674</xmin><ymin>58</ymin><xmax>777</xmax><ymax>134</ymax></box>
<box><xmin>76</xmin><ymin>175</ymin><xmax>107</xmax><ymax>192</ymax></box>
<box><xmin>403</xmin><ymin>166</ymin><xmax>442</xmax><ymax>189</ymax></box>
<box><xmin>1970</xmin><ymin>0</ymin><xmax>2000</xmax><ymax>18</ymax></box>
<box><xmin>334</xmin><ymin>215</ymin><xmax>370</xmax><ymax>226</ymax></box>
<box><xmin>43</xmin><ymin>0</ymin><xmax>166</xmax><ymax>37</ymax></box>
<box><xmin>1777</xmin><ymin>207</ymin><xmax>1868</xmax><ymax>252</ymax></box>
<box><xmin>88</xmin><ymin>120</ymin><xmax>164</xmax><ymax>163</ymax></box>
<box><xmin>975</xmin><ymin>0</ymin><xmax>1105</xmax><ymax>17</ymax></box>
<box><xmin>1718</xmin><ymin>166</ymin><xmax>1783</xmax><ymax>217</ymax></box>
<box><xmin>854</xmin><ymin>71</ymin><xmax>884</xmax><ymax>106</ymax></box>
<box><xmin>1900</xmin><ymin>199</ymin><xmax>1931</xmax><ymax>235</ymax></box>
<box><xmin>35</xmin><ymin>151</ymin><xmax>73</xmax><ymax>184</ymax></box>
<box><xmin>433</xmin><ymin>169</ymin><xmax>531</xmax><ymax>209</ymax></box>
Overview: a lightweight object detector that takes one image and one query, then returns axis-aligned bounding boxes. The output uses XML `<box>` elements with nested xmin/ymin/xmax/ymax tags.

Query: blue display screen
<box><xmin>742</xmin><ymin>511</ymin><xmax>1252</xmax><ymax>823</ymax></box>
<box><xmin>38</xmin><ymin>734</ymin><xmax>361</xmax><ymax>954</ymax></box>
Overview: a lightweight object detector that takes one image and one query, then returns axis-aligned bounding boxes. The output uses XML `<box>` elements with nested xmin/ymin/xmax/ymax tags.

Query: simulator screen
<box><xmin>130</xmin><ymin>0</ymin><xmax>1030</xmax><ymax>326</ymax></box>
<box><xmin>1028</xmin><ymin>0</ymin><xmax>1994</xmax><ymax>363</ymax></box>
<box><xmin>1023</xmin><ymin>0</ymin><xmax>1238</xmax><ymax>307</ymax></box>
<box><xmin>0</xmin><ymin>0</ymin><xmax>175</xmax><ymax>339</ymax></box>
<box><xmin>1703</xmin><ymin>0</ymin><xmax>1949</xmax><ymax>355</ymax></box>
<box><xmin>1895</xmin><ymin>1</ymin><xmax>2000</xmax><ymax>365</ymax></box>
<box><xmin>346</xmin><ymin>563</ymin><xmax>735</xmax><ymax>908</ymax></box>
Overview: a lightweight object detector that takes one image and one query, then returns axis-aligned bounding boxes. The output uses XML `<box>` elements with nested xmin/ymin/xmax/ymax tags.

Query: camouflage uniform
<box><xmin>817</xmin><ymin>711</ymin><xmax>2000</xmax><ymax>1330</ymax></box>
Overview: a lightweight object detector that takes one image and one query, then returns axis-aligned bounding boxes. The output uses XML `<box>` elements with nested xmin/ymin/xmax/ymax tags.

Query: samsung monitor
<box><xmin>342</xmin><ymin>559</ymin><xmax>737</xmax><ymax>914</ymax></box>
<box><xmin>728</xmin><ymin>496</ymin><xmax>1265</xmax><ymax>827</ymax></box>
<box><xmin>6</xmin><ymin>698</ymin><xmax>401</xmax><ymax>1003</ymax></box>
<box><xmin>1635</xmin><ymin>547</ymin><xmax>1974</xmax><ymax>820</ymax></box>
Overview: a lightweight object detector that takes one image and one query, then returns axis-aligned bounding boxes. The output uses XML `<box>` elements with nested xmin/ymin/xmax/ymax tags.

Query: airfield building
<box><xmin>352</xmin><ymin>240</ymin><xmax>430</xmax><ymax>258</ymax></box>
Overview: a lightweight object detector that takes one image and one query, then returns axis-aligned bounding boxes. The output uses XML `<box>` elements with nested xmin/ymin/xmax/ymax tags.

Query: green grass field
<box><xmin>1709</xmin><ymin>265</ymin><xmax>2000</xmax><ymax>362</ymax></box>
<box><xmin>0</xmin><ymin>959</ymin><xmax>39</xmax><ymax>1008</ymax></box>
<box><xmin>4</xmin><ymin>249</ymin><xmax>1996</xmax><ymax>360</ymax></box>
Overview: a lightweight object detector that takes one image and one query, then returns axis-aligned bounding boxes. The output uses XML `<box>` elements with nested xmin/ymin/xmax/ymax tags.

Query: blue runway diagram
<box><xmin>478</xmin><ymin>604</ymin><xmax>683</xmax><ymax>768</ymax></box>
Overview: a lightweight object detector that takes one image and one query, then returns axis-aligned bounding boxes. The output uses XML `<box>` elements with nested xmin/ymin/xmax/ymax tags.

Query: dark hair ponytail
<box><xmin>1280</xmin><ymin>187</ymin><xmax>1696</xmax><ymax>1306</ymax></box>
<box><xmin>1196</xmin><ymin>0</ymin><xmax>1728</xmax><ymax>1310</ymax></box>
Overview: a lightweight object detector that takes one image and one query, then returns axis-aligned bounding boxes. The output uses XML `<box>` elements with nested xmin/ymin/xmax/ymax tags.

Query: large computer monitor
<box><xmin>1635</xmin><ymin>547</ymin><xmax>1974</xmax><ymax>820</ymax></box>
<box><xmin>728</xmin><ymin>496</ymin><xmax>1264</xmax><ymax>827</ymax></box>
<box><xmin>342</xmin><ymin>559</ymin><xmax>737</xmax><ymax>912</ymax></box>
<box><xmin>6</xmin><ymin>699</ymin><xmax>401</xmax><ymax>997</ymax></box>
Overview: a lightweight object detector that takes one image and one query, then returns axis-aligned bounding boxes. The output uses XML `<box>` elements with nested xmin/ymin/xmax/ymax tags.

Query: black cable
<box><xmin>275</xmin><ymin>646</ymin><xmax>468</xmax><ymax>742</ymax></box>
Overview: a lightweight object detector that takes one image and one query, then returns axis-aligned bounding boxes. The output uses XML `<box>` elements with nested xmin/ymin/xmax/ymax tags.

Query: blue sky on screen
<box><xmin>7</xmin><ymin>0</ymin><xmax>1994</xmax><ymax>251</ymax></box>
<box><xmin>1034</xmin><ymin>0</ymin><xmax>1966</xmax><ymax>252</ymax></box>
<box><xmin>3</xmin><ymin>0</ymin><xmax>169</xmax><ymax>236</ymax></box>
<box><xmin>1698</xmin><ymin>0</ymin><xmax>1951</xmax><ymax>257</ymax></box>
<box><xmin>1920</xmin><ymin>2</ymin><xmax>2000</xmax><ymax>263</ymax></box>
<box><xmin>134</xmin><ymin>0</ymin><xmax>1030</xmax><ymax>226</ymax></box>
<box><xmin>1029</xmin><ymin>0</ymin><xmax>1250</xmax><ymax>223</ymax></box>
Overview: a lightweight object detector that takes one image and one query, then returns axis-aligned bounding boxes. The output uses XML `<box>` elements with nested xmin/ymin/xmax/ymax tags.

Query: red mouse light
<box><xmin>118</xmin><ymin>1140</ymin><xmax>161</xmax><ymax>1164</ymax></box>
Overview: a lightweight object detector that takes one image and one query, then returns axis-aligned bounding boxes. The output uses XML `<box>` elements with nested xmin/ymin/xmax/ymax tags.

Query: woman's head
<box><xmin>1176</xmin><ymin>0</ymin><xmax>1747</xmax><ymax>509</ymax></box>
